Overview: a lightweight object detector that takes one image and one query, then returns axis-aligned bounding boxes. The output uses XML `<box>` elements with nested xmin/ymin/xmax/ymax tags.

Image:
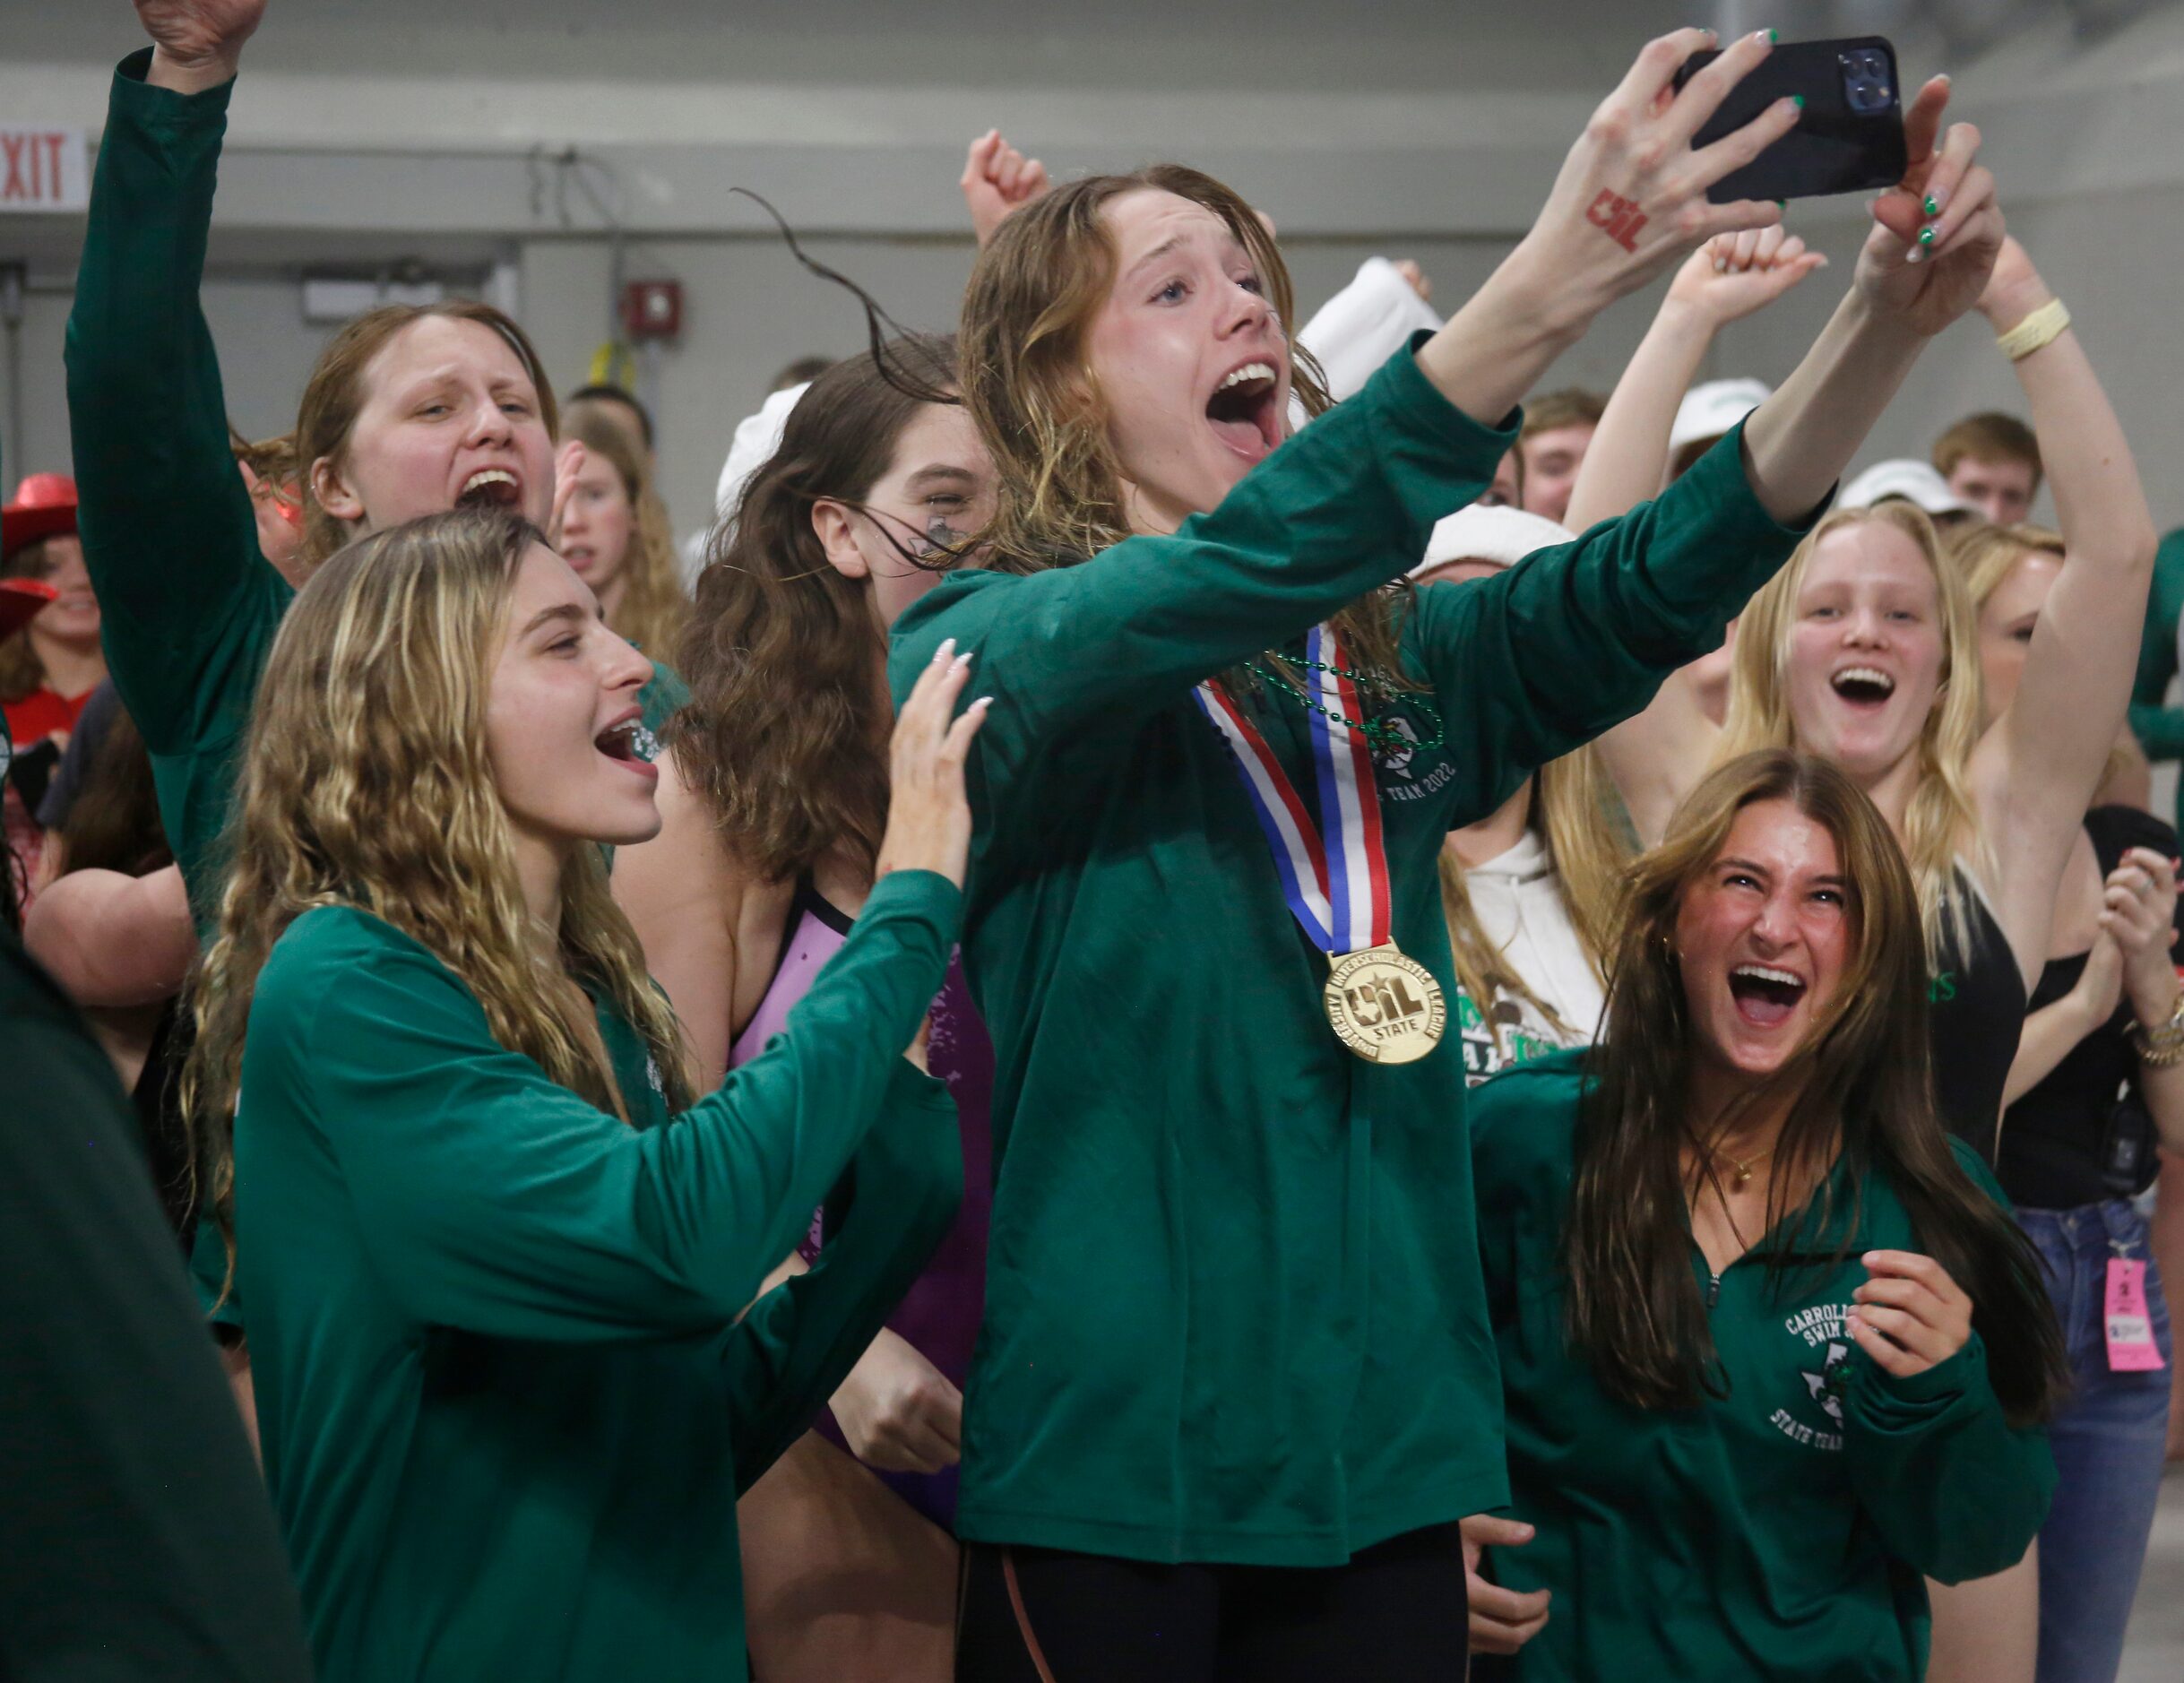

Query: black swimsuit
<box><xmin>1927</xmin><ymin>867</ymin><xmax>2027</xmax><ymax>1166</ymax></box>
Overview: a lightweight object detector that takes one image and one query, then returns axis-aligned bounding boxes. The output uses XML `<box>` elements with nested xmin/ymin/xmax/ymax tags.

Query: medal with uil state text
<box><xmin>1325</xmin><ymin>943</ymin><xmax>1446</xmax><ymax>1064</ymax></box>
<box><xmin>1194</xmin><ymin>625</ymin><xmax>1446</xmax><ymax>1064</ymax></box>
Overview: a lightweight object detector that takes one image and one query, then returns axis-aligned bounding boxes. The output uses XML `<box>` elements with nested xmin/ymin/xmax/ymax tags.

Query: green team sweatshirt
<box><xmin>1470</xmin><ymin>1051</ymin><xmax>2055</xmax><ymax>1682</ymax></box>
<box><xmin>887</xmin><ymin>339</ymin><xmax>1817</xmax><ymax>1566</ymax></box>
<box><xmin>229</xmin><ymin>869</ymin><xmax>963</xmax><ymax>1680</ymax></box>
<box><xmin>65</xmin><ymin>52</ymin><xmax>685</xmax><ymax>928</ymax></box>
<box><xmin>1</xmin><ymin>933</ymin><xmax>312</xmax><ymax>1679</ymax></box>
<box><xmin>2128</xmin><ymin>528</ymin><xmax>2184</xmax><ymax>829</ymax></box>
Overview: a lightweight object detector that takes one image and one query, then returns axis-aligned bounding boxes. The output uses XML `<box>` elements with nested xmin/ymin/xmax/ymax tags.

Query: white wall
<box><xmin>5</xmin><ymin>0</ymin><xmax>2184</xmax><ymax>539</ymax></box>
<box><xmin>7</xmin><ymin>275</ymin><xmax>334</xmax><ymax>483</ymax></box>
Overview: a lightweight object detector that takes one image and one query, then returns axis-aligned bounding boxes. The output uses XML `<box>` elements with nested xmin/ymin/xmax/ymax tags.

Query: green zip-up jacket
<box><xmin>887</xmin><ymin>341</ymin><xmax>1816</xmax><ymax>1566</ymax></box>
<box><xmin>65</xmin><ymin>53</ymin><xmax>685</xmax><ymax>929</ymax></box>
<box><xmin>1471</xmin><ymin>1052</ymin><xmax>2055</xmax><ymax>1681</ymax></box>
<box><xmin>1</xmin><ymin>926</ymin><xmax>314</xmax><ymax>1681</ymax></box>
<box><xmin>231</xmin><ymin>870</ymin><xmax>963</xmax><ymax>1680</ymax></box>
<box><xmin>2128</xmin><ymin>527</ymin><xmax>2184</xmax><ymax>830</ymax></box>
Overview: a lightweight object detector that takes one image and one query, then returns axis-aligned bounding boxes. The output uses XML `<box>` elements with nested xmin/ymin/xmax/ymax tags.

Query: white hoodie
<box><xmin>1455</xmin><ymin>828</ymin><xmax>1606</xmax><ymax>1086</ymax></box>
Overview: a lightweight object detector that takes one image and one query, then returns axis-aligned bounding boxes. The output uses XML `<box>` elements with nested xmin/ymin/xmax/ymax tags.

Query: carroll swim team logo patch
<box><xmin>1771</xmin><ymin>1303</ymin><xmax>1852</xmax><ymax>1452</ymax></box>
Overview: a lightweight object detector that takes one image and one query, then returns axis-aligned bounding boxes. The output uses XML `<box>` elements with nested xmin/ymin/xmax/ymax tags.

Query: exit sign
<box><xmin>0</xmin><ymin>128</ymin><xmax>88</xmax><ymax>213</ymax></box>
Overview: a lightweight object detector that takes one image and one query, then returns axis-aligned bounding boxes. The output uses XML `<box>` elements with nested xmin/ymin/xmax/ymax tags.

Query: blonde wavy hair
<box><xmin>1438</xmin><ymin>743</ymin><xmax>1629</xmax><ymax>1050</ymax></box>
<box><xmin>185</xmin><ymin>509</ymin><xmax>693</xmax><ymax>1261</ymax></box>
<box><xmin>561</xmin><ymin>405</ymin><xmax>689</xmax><ymax>663</ymax></box>
<box><xmin>1720</xmin><ymin>500</ymin><xmax>1990</xmax><ymax>957</ymax></box>
<box><xmin>1951</xmin><ymin>518</ymin><xmax>2066</xmax><ymax>607</ymax></box>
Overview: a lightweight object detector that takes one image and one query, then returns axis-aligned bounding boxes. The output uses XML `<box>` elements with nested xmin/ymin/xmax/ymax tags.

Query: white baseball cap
<box><xmin>714</xmin><ymin>380</ymin><xmax>810</xmax><ymax>525</ymax></box>
<box><xmin>1840</xmin><ymin>458</ymin><xmax>1973</xmax><ymax>517</ymax></box>
<box><xmin>1670</xmin><ymin>377</ymin><xmax>1771</xmax><ymax>452</ymax></box>
<box><xmin>1412</xmin><ymin>505</ymin><xmax>1576</xmax><ymax>579</ymax></box>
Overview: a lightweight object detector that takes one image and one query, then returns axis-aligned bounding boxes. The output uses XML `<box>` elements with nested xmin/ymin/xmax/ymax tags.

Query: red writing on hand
<box><xmin>1585</xmin><ymin>189</ymin><xmax>1648</xmax><ymax>255</ymax></box>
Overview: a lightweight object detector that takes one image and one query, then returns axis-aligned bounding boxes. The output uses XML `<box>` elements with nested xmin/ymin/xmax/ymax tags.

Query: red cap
<box><xmin>0</xmin><ymin>577</ymin><xmax>58</xmax><ymax>637</ymax></box>
<box><xmin>3</xmin><ymin>473</ymin><xmax>79</xmax><ymax>562</ymax></box>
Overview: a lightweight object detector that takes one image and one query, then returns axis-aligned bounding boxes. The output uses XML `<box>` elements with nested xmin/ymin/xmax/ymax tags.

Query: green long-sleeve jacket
<box><xmin>230</xmin><ymin>868</ymin><xmax>962</xmax><ymax>1681</ymax></box>
<box><xmin>887</xmin><ymin>339</ymin><xmax>1816</xmax><ymax>1566</ymax></box>
<box><xmin>2128</xmin><ymin>528</ymin><xmax>2184</xmax><ymax>830</ymax></box>
<box><xmin>0</xmin><ymin>937</ymin><xmax>313</xmax><ymax>1679</ymax></box>
<box><xmin>65</xmin><ymin>53</ymin><xmax>684</xmax><ymax>928</ymax></box>
<box><xmin>1471</xmin><ymin>1052</ymin><xmax>2055</xmax><ymax>1681</ymax></box>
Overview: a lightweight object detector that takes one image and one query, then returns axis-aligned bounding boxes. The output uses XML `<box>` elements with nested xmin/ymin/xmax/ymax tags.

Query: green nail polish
<box><xmin>1768</xmin><ymin>27</ymin><xmax>1779</xmax><ymax>43</ymax></box>
<box><xmin>1791</xmin><ymin>94</ymin><xmax>1805</xmax><ymax>109</ymax></box>
<box><xmin>1918</xmin><ymin>226</ymin><xmax>1936</xmax><ymax>246</ymax></box>
<box><xmin>1923</xmin><ymin>194</ymin><xmax>1939</xmax><ymax>216</ymax></box>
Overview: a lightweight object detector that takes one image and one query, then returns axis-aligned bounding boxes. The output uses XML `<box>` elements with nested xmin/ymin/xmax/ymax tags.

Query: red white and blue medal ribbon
<box><xmin>1192</xmin><ymin>626</ymin><xmax>1445</xmax><ymax>1063</ymax></box>
<box><xmin>1192</xmin><ymin>625</ymin><xmax>1388</xmax><ymax>955</ymax></box>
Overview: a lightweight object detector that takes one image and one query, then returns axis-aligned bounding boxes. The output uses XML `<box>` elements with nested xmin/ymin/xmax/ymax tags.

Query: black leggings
<box><xmin>956</xmin><ymin>1522</ymin><xmax>1470</xmax><ymax>1682</ymax></box>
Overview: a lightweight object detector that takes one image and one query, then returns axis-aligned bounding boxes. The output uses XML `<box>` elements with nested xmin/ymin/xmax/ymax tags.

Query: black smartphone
<box><xmin>1674</xmin><ymin>36</ymin><xmax>1907</xmax><ymax>203</ymax></box>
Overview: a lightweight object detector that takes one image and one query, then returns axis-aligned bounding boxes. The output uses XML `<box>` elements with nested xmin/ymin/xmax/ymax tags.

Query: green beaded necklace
<box><xmin>1247</xmin><ymin>652</ymin><xmax>1446</xmax><ymax>755</ymax></box>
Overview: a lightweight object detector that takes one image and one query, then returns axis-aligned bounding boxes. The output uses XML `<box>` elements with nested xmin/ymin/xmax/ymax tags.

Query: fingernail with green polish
<box><xmin>1791</xmin><ymin>94</ymin><xmax>1806</xmax><ymax>109</ymax></box>
<box><xmin>1768</xmin><ymin>27</ymin><xmax>1779</xmax><ymax>43</ymax></box>
<box><xmin>1918</xmin><ymin>225</ymin><xmax>1936</xmax><ymax>246</ymax></box>
<box><xmin>1923</xmin><ymin>194</ymin><xmax>1939</xmax><ymax>217</ymax></box>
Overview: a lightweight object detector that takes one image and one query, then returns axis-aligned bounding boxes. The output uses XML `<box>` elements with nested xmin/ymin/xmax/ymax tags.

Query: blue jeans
<box><xmin>2018</xmin><ymin>1199</ymin><xmax>2174</xmax><ymax>1683</ymax></box>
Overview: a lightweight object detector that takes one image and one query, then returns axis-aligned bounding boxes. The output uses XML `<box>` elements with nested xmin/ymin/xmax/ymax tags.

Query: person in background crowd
<box><xmin>40</xmin><ymin>695</ymin><xmax>194</xmax><ymax>1238</ymax></box>
<box><xmin>909</xmin><ymin>36</ymin><xmax>2009</xmax><ymax>1675</ymax></box>
<box><xmin>0</xmin><ymin>583</ymin><xmax>54</xmax><ymax>927</ymax></box>
<box><xmin>2</xmin><ymin>473</ymin><xmax>108</xmax><ymax>888</ymax></box>
<box><xmin>1</xmin><ymin>729</ymin><xmax>315</xmax><ymax>1683</ymax></box>
<box><xmin>1670</xmin><ymin>375</ymin><xmax>1774</xmax><ymax>480</ymax></box>
<box><xmin>619</xmin><ymin>338</ymin><xmax>997</xmax><ymax>1681</ymax></box>
<box><xmin>558</xmin><ymin>404</ymin><xmax>689</xmax><ymax>665</ymax></box>
<box><xmin>2129</xmin><ymin>528</ymin><xmax>2184</xmax><ymax>829</ymax></box>
<box><xmin>772</xmin><ymin>355</ymin><xmax>836</xmax><ymax>394</ymax></box>
<box><xmin>1413</xmin><ymin>505</ymin><xmax>1627</xmax><ymax>1084</ymax></box>
<box><xmin>1480</xmin><ymin>449</ymin><xmax>1524</xmax><ymax>509</ymax></box>
<box><xmin>68</xmin><ymin>0</ymin><xmax>685</xmax><ymax>945</ymax></box>
<box><xmin>0</xmin><ymin>427</ymin><xmax>314</xmax><ymax>1683</ymax></box>
<box><xmin>2147</xmin><ymin>541</ymin><xmax>2184</xmax><ymax>1465</ymax></box>
<box><xmin>962</xmin><ymin>128</ymin><xmax>1052</xmax><ymax>250</ymax></box>
<box><xmin>229</xmin><ymin>425</ymin><xmax>307</xmax><ymax>584</ymax></box>
<box><xmin>1515</xmin><ymin>387</ymin><xmax>1605</xmax><ymax>524</ymax></box>
<box><xmin>1840</xmin><ymin>457</ymin><xmax>1976</xmax><ymax>537</ymax></box>
<box><xmin>1935</xmin><ymin>409</ymin><xmax>2042</xmax><ymax>526</ymax></box>
<box><xmin>23</xmin><ymin>424</ymin><xmax>304</xmax><ymax>1024</ymax></box>
<box><xmin>565</xmin><ymin>381</ymin><xmax>654</xmax><ymax>465</ymax></box>
<box><xmin>1594</xmin><ymin>231</ymin><xmax>2154</xmax><ymax>1683</ymax></box>
<box><xmin>1955</xmin><ymin>515</ymin><xmax>2184</xmax><ymax>1683</ymax></box>
<box><xmin>1467</xmin><ymin>749</ymin><xmax>2061</xmax><ymax>1681</ymax></box>
<box><xmin>186</xmin><ymin>506</ymin><xmax>975</xmax><ymax>1681</ymax></box>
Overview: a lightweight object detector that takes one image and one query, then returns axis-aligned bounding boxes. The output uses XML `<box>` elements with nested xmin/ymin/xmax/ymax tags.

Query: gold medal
<box><xmin>1325</xmin><ymin>944</ymin><xmax>1446</xmax><ymax>1065</ymax></box>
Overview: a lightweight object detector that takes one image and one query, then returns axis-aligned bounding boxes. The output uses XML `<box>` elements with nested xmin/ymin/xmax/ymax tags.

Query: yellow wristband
<box><xmin>1997</xmin><ymin>298</ymin><xmax>2070</xmax><ymax>361</ymax></box>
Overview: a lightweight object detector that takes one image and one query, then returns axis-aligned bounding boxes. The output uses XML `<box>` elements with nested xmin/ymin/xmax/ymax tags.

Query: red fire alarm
<box><xmin>621</xmin><ymin>279</ymin><xmax>682</xmax><ymax>342</ymax></box>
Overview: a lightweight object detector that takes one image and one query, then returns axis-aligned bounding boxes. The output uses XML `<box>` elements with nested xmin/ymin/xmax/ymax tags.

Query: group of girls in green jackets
<box><xmin>60</xmin><ymin>1</ymin><xmax>2096</xmax><ymax>1679</ymax></box>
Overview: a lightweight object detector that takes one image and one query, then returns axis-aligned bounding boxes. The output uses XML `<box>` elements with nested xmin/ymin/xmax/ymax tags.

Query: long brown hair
<box><xmin>560</xmin><ymin>406</ymin><xmax>688</xmax><ymax>661</ymax></box>
<box><xmin>294</xmin><ymin>300</ymin><xmax>558</xmax><ymax>571</ymax></box>
<box><xmin>186</xmin><ymin>510</ymin><xmax>693</xmax><ymax>1269</ymax></box>
<box><xmin>54</xmin><ymin>703</ymin><xmax>170</xmax><ymax>879</ymax></box>
<box><xmin>669</xmin><ymin>336</ymin><xmax>957</xmax><ymax>881</ymax></box>
<box><xmin>1564</xmin><ymin>749</ymin><xmax>2065</xmax><ymax>1424</ymax></box>
<box><xmin>958</xmin><ymin>166</ymin><xmax>1409</xmax><ymax>685</ymax></box>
